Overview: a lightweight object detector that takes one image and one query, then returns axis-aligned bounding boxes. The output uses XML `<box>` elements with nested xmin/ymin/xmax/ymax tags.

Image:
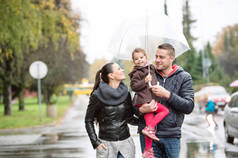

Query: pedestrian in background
<box><xmin>204</xmin><ymin>96</ymin><xmax>218</xmax><ymax>129</ymax></box>
<box><xmin>85</xmin><ymin>62</ymin><xmax>138</xmax><ymax>158</ymax></box>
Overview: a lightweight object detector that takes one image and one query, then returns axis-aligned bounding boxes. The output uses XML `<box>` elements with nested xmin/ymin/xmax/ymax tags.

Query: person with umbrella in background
<box><xmin>137</xmin><ymin>43</ymin><xmax>194</xmax><ymax>158</ymax></box>
<box><xmin>129</xmin><ymin>48</ymin><xmax>169</xmax><ymax>158</ymax></box>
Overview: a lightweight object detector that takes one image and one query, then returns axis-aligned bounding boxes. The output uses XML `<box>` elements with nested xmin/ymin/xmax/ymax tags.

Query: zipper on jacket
<box><xmin>158</xmin><ymin>77</ymin><xmax>167</xmax><ymax>105</ymax></box>
<box><xmin>162</xmin><ymin>78</ymin><xmax>167</xmax><ymax>87</ymax></box>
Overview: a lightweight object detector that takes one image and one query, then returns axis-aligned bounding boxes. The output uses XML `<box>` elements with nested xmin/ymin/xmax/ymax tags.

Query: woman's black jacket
<box><xmin>85</xmin><ymin>92</ymin><xmax>137</xmax><ymax>149</ymax></box>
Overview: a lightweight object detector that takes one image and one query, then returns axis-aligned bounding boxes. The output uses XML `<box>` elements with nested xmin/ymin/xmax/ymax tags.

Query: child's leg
<box><xmin>142</xmin><ymin>113</ymin><xmax>160</xmax><ymax>142</ymax></box>
<box><xmin>150</xmin><ymin>103</ymin><xmax>169</xmax><ymax>127</ymax></box>
<box><xmin>144</xmin><ymin>113</ymin><xmax>154</xmax><ymax>127</ymax></box>
<box><xmin>144</xmin><ymin>136</ymin><xmax>153</xmax><ymax>150</ymax></box>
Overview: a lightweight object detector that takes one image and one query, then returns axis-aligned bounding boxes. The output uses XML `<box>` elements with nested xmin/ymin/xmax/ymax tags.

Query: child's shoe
<box><xmin>142</xmin><ymin>126</ymin><xmax>159</xmax><ymax>141</ymax></box>
<box><xmin>142</xmin><ymin>148</ymin><xmax>155</xmax><ymax>158</ymax></box>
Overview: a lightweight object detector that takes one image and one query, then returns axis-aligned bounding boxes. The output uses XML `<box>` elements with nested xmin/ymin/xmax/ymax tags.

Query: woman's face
<box><xmin>110</xmin><ymin>63</ymin><xmax>125</xmax><ymax>81</ymax></box>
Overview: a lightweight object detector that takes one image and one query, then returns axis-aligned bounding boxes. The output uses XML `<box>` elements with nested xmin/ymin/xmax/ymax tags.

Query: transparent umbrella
<box><xmin>109</xmin><ymin>12</ymin><xmax>190</xmax><ymax>61</ymax></box>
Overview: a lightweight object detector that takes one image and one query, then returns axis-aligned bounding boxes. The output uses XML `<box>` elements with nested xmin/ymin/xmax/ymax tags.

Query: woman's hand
<box><xmin>96</xmin><ymin>143</ymin><xmax>107</xmax><ymax>150</ymax></box>
<box><xmin>139</xmin><ymin>100</ymin><xmax>157</xmax><ymax>113</ymax></box>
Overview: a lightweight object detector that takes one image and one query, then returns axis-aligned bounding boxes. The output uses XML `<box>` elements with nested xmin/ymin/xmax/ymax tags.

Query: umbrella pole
<box><xmin>145</xmin><ymin>11</ymin><xmax>152</xmax><ymax>86</ymax></box>
<box><xmin>148</xmin><ymin>64</ymin><xmax>152</xmax><ymax>86</ymax></box>
<box><xmin>145</xmin><ymin>10</ymin><xmax>149</xmax><ymax>56</ymax></box>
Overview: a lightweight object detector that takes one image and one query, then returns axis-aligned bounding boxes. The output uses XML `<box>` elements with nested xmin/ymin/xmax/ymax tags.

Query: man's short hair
<box><xmin>158</xmin><ymin>43</ymin><xmax>175</xmax><ymax>57</ymax></box>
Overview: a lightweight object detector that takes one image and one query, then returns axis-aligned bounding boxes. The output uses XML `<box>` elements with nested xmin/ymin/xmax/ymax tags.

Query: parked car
<box><xmin>195</xmin><ymin>86</ymin><xmax>230</xmax><ymax>112</ymax></box>
<box><xmin>224</xmin><ymin>91</ymin><xmax>238</xmax><ymax>144</ymax></box>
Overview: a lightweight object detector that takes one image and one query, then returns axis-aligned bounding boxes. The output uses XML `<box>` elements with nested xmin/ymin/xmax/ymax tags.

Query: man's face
<box><xmin>155</xmin><ymin>48</ymin><xmax>174</xmax><ymax>71</ymax></box>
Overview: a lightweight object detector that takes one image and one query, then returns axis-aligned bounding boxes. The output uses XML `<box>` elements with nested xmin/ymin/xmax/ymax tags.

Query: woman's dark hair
<box><xmin>91</xmin><ymin>62</ymin><xmax>114</xmax><ymax>95</ymax></box>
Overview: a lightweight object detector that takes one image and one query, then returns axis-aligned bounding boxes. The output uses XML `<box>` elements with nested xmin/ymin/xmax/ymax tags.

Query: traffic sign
<box><xmin>29</xmin><ymin>61</ymin><xmax>48</xmax><ymax>79</ymax></box>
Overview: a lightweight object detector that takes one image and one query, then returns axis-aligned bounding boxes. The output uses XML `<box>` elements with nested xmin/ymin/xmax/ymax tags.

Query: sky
<box><xmin>70</xmin><ymin>0</ymin><xmax>238</xmax><ymax>64</ymax></box>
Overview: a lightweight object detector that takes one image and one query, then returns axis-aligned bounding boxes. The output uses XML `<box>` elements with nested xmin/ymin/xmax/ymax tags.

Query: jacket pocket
<box><xmin>176</xmin><ymin>113</ymin><xmax>184</xmax><ymax>127</ymax></box>
<box><xmin>160</xmin><ymin>112</ymin><xmax>177</xmax><ymax>127</ymax></box>
<box><xmin>96</xmin><ymin>146</ymin><xmax>108</xmax><ymax>158</ymax></box>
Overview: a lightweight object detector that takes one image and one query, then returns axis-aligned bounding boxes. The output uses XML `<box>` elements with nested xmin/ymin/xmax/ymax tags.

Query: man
<box><xmin>138</xmin><ymin>43</ymin><xmax>194</xmax><ymax>158</ymax></box>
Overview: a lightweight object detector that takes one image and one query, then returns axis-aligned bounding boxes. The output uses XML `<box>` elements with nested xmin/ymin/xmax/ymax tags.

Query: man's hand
<box><xmin>139</xmin><ymin>100</ymin><xmax>157</xmax><ymax>113</ymax></box>
<box><xmin>150</xmin><ymin>85</ymin><xmax>171</xmax><ymax>100</ymax></box>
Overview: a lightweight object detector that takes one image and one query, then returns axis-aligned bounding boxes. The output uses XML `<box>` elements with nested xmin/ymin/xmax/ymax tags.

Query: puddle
<box><xmin>185</xmin><ymin>141</ymin><xmax>227</xmax><ymax>158</ymax></box>
<box><xmin>0</xmin><ymin>132</ymin><xmax>89</xmax><ymax>158</ymax></box>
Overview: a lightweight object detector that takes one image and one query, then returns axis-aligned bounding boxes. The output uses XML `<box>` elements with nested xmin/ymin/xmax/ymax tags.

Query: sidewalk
<box><xmin>0</xmin><ymin>96</ymin><xmax>77</xmax><ymax>145</ymax></box>
<box><xmin>0</xmin><ymin>95</ymin><xmax>141</xmax><ymax>157</ymax></box>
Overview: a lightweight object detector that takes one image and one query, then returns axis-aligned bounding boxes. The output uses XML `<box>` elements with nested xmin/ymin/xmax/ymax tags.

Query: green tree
<box><xmin>0</xmin><ymin>0</ymin><xmax>42</xmax><ymax>115</ymax></box>
<box><xmin>203</xmin><ymin>42</ymin><xmax>223</xmax><ymax>83</ymax></box>
<box><xmin>213</xmin><ymin>24</ymin><xmax>238</xmax><ymax>78</ymax></box>
<box><xmin>164</xmin><ymin>0</ymin><xmax>168</xmax><ymax>15</ymax></box>
<box><xmin>182</xmin><ymin>0</ymin><xmax>197</xmax><ymax>49</ymax></box>
<box><xmin>190</xmin><ymin>50</ymin><xmax>203</xmax><ymax>82</ymax></box>
<box><xmin>29</xmin><ymin>0</ymin><xmax>82</xmax><ymax>106</ymax></box>
<box><xmin>0</xmin><ymin>0</ymin><xmax>82</xmax><ymax>115</ymax></box>
<box><xmin>177</xmin><ymin>0</ymin><xmax>198</xmax><ymax>81</ymax></box>
<box><xmin>29</xmin><ymin>39</ymin><xmax>88</xmax><ymax>106</ymax></box>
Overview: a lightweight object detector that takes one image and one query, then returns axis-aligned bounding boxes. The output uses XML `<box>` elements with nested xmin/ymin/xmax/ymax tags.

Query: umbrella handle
<box><xmin>148</xmin><ymin>65</ymin><xmax>151</xmax><ymax>86</ymax></box>
<box><xmin>148</xmin><ymin>81</ymin><xmax>152</xmax><ymax>87</ymax></box>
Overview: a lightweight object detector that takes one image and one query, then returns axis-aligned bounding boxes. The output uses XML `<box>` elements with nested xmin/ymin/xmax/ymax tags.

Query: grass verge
<box><xmin>0</xmin><ymin>96</ymin><xmax>72</xmax><ymax>129</ymax></box>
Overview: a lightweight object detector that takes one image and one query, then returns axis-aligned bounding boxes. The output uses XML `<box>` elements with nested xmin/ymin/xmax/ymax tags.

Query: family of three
<box><xmin>85</xmin><ymin>43</ymin><xmax>194</xmax><ymax>158</ymax></box>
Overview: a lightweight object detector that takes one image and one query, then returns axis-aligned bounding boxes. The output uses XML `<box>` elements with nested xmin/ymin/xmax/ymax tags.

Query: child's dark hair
<box><xmin>91</xmin><ymin>62</ymin><xmax>114</xmax><ymax>95</ymax></box>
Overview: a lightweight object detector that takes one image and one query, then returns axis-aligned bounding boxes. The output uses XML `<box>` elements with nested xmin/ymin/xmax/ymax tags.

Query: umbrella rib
<box><xmin>118</xmin><ymin>26</ymin><xmax>131</xmax><ymax>58</ymax></box>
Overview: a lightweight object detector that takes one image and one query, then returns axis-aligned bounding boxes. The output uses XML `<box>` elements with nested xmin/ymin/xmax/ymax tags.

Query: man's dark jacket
<box><xmin>135</xmin><ymin>65</ymin><xmax>194</xmax><ymax>138</ymax></box>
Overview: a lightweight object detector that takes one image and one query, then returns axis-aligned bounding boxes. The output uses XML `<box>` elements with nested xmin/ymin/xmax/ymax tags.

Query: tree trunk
<box><xmin>18</xmin><ymin>88</ymin><xmax>24</xmax><ymax>111</ymax></box>
<box><xmin>3</xmin><ymin>81</ymin><xmax>12</xmax><ymax>115</ymax></box>
<box><xmin>43</xmin><ymin>86</ymin><xmax>53</xmax><ymax>105</ymax></box>
<box><xmin>46</xmin><ymin>104</ymin><xmax>57</xmax><ymax>118</ymax></box>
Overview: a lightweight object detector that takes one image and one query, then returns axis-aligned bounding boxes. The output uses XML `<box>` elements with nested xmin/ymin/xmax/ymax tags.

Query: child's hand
<box><xmin>145</xmin><ymin>74</ymin><xmax>152</xmax><ymax>83</ymax></box>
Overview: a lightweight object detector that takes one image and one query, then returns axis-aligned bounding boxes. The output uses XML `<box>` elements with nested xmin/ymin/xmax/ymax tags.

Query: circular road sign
<box><xmin>29</xmin><ymin>61</ymin><xmax>48</xmax><ymax>79</ymax></box>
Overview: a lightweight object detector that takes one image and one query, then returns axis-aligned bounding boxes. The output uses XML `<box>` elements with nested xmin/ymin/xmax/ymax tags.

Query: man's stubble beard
<box><xmin>156</xmin><ymin>64</ymin><xmax>169</xmax><ymax>71</ymax></box>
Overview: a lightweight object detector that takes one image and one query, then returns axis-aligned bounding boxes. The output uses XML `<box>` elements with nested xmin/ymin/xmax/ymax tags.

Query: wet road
<box><xmin>180</xmin><ymin>107</ymin><xmax>238</xmax><ymax>158</ymax></box>
<box><xmin>0</xmin><ymin>95</ymin><xmax>238</xmax><ymax>158</ymax></box>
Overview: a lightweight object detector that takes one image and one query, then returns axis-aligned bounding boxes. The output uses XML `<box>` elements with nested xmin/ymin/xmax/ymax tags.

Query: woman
<box><xmin>85</xmin><ymin>62</ymin><xmax>137</xmax><ymax>158</ymax></box>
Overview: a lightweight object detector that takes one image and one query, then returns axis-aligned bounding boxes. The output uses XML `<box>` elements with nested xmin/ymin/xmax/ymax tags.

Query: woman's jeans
<box><xmin>140</xmin><ymin>133</ymin><xmax>180</xmax><ymax>158</ymax></box>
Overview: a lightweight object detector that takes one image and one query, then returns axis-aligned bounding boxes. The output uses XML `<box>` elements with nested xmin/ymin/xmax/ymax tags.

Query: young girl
<box><xmin>129</xmin><ymin>48</ymin><xmax>169</xmax><ymax>158</ymax></box>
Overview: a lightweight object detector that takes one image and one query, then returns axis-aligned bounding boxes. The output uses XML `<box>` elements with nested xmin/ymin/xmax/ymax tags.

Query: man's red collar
<box><xmin>158</xmin><ymin>65</ymin><xmax>179</xmax><ymax>77</ymax></box>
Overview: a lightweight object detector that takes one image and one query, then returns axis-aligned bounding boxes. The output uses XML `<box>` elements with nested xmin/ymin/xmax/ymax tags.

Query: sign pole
<box><xmin>37</xmin><ymin>63</ymin><xmax>42</xmax><ymax>121</ymax></box>
<box><xmin>38</xmin><ymin>78</ymin><xmax>42</xmax><ymax>121</ymax></box>
<box><xmin>29</xmin><ymin>61</ymin><xmax>48</xmax><ymax>121</ymax></box>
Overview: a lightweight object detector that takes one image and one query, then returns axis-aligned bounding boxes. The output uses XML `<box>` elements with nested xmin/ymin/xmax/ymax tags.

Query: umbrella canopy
<box><xmin>109</xmin><ymin>12</ymin><xmax>190</xmax><ymax>61</ymax></box>
<box><xmin>230</xmin><ymin>80</ymin><xmax>238</xmax><ymax>87</ymax></box>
